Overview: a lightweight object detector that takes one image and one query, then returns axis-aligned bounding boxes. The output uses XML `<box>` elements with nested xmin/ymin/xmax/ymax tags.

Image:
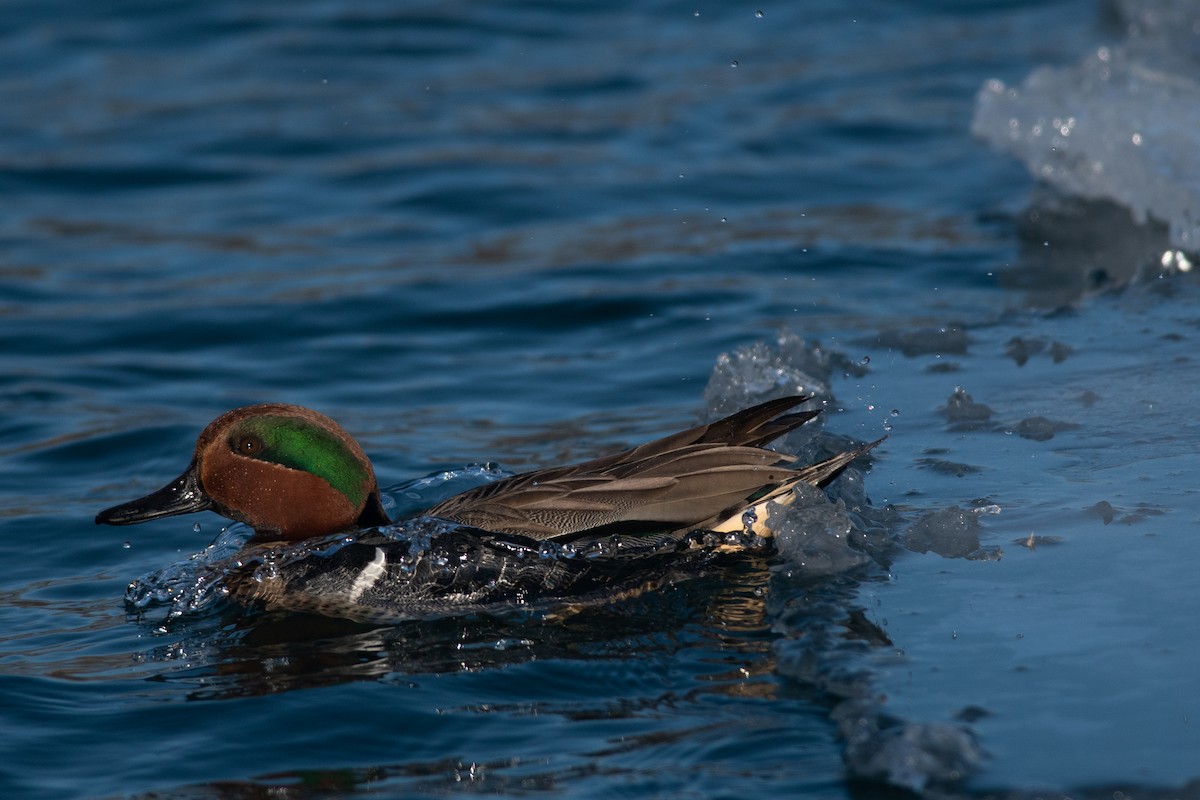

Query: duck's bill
<box><xmin>95</xmin><ymin>463</ymin><xmax>213</xmax><ymax>526</ymax></box>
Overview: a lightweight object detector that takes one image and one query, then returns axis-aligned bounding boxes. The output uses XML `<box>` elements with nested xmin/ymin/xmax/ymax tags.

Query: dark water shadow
<box><xmin>997</xmin><ymin>191</ymin><xmax>1184</xmax><ymax>308</ymax></box>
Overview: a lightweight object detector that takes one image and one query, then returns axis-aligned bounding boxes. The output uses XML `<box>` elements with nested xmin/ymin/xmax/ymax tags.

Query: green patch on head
<box><xmin>228</xmin><ymin>415</ymin><xmax>370</xmax><ymax>506</ymax></box>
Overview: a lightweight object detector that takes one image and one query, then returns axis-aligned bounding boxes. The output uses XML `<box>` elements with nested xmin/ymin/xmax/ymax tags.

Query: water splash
<box><xmin>125</xmin><ymin>523</ymin><xmax>254</xmax><ymax>618</ymax></box>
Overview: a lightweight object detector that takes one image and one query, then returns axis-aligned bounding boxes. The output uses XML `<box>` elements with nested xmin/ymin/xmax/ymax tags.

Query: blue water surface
<box><xmin>3</xmin><ymin>0</ymin><xmax>1196</xmax><ymax>798</ymax></box>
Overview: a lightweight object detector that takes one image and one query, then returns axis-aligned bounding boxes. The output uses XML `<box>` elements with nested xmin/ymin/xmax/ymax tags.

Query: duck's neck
<box><xmin>357</xmin><ymin>490</ymin><xmax>392</xmax><ymax>528</ymax></box>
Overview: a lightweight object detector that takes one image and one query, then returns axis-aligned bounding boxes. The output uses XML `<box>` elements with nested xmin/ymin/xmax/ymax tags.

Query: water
<box><xmin>3</xmin><ymin>0</ymin><xmax>1198</xmax><ymax>797</ymax></box>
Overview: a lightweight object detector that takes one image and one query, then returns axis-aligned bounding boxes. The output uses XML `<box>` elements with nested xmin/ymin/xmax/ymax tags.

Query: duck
<box><xmin>97</xmin><ymin>396</ymin><xmax>883</xmax><ymax>622</ymax></box>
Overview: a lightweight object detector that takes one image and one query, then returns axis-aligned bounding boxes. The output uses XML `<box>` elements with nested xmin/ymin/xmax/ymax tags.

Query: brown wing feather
<box><xmin>423</xmin><ymin>396</ymin><xmax>873</xmax><ymax>541</ymax></box>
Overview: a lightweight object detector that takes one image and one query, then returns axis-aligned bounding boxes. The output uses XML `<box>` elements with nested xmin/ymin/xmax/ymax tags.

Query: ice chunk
<box><xmin>835</xmin><ymin>700</ymin><xmax>985</xmax><ymax>792</ymax></box>
<box><xmin>904</xmin><ymin>506</ymin><xmax>983</xmax><ymax>559</ymax></box>
<box><xmin>915</xmin><ymin>456</ymin><xmax>982</xmax><ymax>477</ymax></box>
<box><xmin>1088</xmin><ymin>499</ymin><xmax>1117</xmax><ymax>524</ymax></box>
<box><xmin>1004</xmin><ymin>336</ymin><xmax>1074</xmax><ymax>366</ymax></box>
<box><xmin>940</xmin><ymin>387</ymin><xmax>993</xmax><ymax>430</ymax></box>
<box><xmin>768</xmin><ymin>483</ymin><xmax>871</xmax><ymax>578</ymax></box>
<box><xmin>1014</xmin><ymin>415</ymin><xmax>1079</xmax><ymax>442</ymax></box>
<box><xmin>1004</xmin><ymin>335</ymin><xmax>1045</xmax><ymax>366</ymax></box>
<box><xmin>702</xmin><ymin>330</ymin><xmax>845</xmax><ymax>418</ymax></box>
<box><xmin>867</xmin><ymin>324</ymin><xmax>970</xmax><ymax>358</ymax></box>
<box><xmin>972</xmin><ymin>0</ymin><xmax>1200</xmax><ymax>250</ymax></box>
<box><xmin>1085</xmin><ymin>499</ymin><xmax>1167</xmax><ymax>526</ymax></box>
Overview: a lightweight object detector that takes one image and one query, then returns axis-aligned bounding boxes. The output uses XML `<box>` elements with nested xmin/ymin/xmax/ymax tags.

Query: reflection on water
<box><xmin>111</xmin><ymin>552</ymin><xmax>906</xmax><ymax>800</ymax></box>
<box><xmin>1003</xmin><ymin>193</ymin><xmax>1176</xmax><ymax>307</ymax></box>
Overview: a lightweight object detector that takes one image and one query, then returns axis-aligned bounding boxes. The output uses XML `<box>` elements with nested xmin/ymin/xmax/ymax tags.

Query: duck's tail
<box><xmin>707</xmin><ymin>435</ymin><xmax>886</xmax><ymax>541</ymax></box>
<box><xmin>793</xmin><ymin>436</ymin><xmax>888</xmax><ymax>488</ymax></box>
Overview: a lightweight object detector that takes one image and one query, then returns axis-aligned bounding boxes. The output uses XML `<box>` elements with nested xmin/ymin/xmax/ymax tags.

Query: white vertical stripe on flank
<box><xmin>346</xmin><ymin>547</ymin><xmax>387</xmax><ymax>604</ymax></box>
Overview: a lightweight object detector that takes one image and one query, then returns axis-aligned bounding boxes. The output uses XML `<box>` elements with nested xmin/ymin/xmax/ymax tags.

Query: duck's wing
<box><xmin>428</xmin><ymin>444</ymin><xmax>805</xmax><ymax>540</ymax></box>
<box><xmin>424</xmin><ymin>396</ymin><xmax>834</xmax><ymax>540</ymax></box>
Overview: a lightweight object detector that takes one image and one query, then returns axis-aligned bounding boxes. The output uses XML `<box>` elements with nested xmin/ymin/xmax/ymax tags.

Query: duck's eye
<box><xmin>234</xmin><ymin>435</ymin><xmax>264</xmax><ymax>456</ymax></box>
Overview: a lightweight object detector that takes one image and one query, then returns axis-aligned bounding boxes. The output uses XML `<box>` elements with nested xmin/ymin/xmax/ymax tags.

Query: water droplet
<box><xmin>890</xmin><ymin>408</ymin><xmax>900</xmax><ymax>417</ymax></box>
<box><xmin>755</xmin><ymin>10</ymin><xmax>764</xmax><ymax>18</ymax></box>
<box><xmin>730</xmin><ymin>60</ymin><xmax>739</xmax><ymax>68</ymax></box>
<box><xmin>122</xmin><ymin>541</ymin><xmax>132</xmax><ymax>549</ymax></box>
<box><xmin>859</xmin><ymin>355</ymin><xmax>870</xmax><ymax>365</ymax></box>
<box><xmin>693</xmin><ymin>10</ymin><xmax>700</xmax><ymax>16</ymax></box>
<box><xmin>192</xmin><ymin>522</ymin><xmax>202</xmax><ymax>533</ymax></box>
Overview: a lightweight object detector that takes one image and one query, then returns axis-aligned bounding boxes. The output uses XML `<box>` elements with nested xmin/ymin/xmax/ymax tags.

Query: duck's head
<box><xmin>96</xmin><ymin>404</ymin><xmax>390</xmax><ymax>541</ymax></box>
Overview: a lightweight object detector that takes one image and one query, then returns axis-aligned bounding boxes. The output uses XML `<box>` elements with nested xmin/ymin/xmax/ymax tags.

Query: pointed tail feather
<box><xmin>795</xmin><ymin>436</ymin><xmax>886</xmax><ymax>487</ymax></box>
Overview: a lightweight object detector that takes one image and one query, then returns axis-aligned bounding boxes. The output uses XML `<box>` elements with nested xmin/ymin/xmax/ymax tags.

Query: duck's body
<box><xmin>98</xmin><ymin>396</ymin><xmax>882</xmax><ymax>621</ymax></box>
<box><xmin>219</xmin><ymin>524</ymin><xmax>712</xmax><ymax>623</ymax></box>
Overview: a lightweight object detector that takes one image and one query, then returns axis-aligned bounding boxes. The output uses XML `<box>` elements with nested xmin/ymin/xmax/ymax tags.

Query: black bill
<box><xmin>95</xmin><ymin>462</ymin><xmax>213</xmax><ymax>526</ymax></box>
